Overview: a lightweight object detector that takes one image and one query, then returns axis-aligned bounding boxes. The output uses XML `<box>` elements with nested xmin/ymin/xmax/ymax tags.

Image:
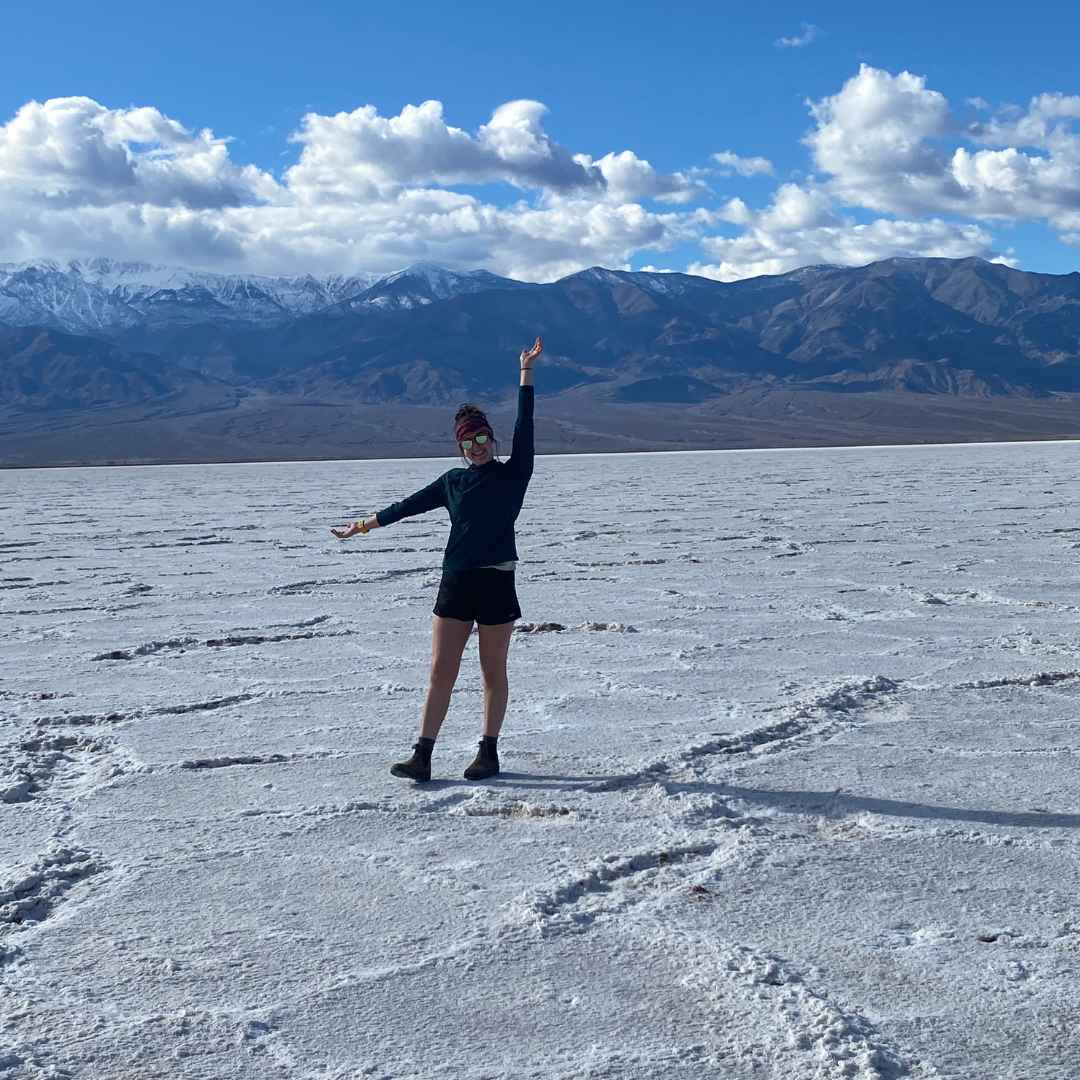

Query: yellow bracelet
<box><xmin>355</xmin><ymin>519</ymin><xmax>369</xmax><ymax>534</ymax></box>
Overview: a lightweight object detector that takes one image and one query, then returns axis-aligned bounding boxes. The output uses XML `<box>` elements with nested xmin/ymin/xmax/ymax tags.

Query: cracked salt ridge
<box><xmin>91</xmin><ymin>627</ymin><xmax>352</xmax><ymax>661</ymax></box>
<box><xmin>954</xmin><ymin>669</ymin><xmax>1080</xmax><ymax>690</ymax></box>
<box><xmin>1</xmin><ymin>731</ymin><xmax>121</xmax><ymax>803</ymax></box>
<box><xmin>29</xmin><ymin>692</ymin><xmax>260</xmax><ymax>728</ymax></box>
<box><xmin>1</xmin><ymin>555</ymin><xmax>79</xmax><ymax>567</ymax></box>
<box><xmin>501</xmin><ymin>842</ymin><xmax>719</xmax><ymax>939</ymax></box>
<box><xmin>0</xmin><ymin>691</ymin><xmax>74</xmax><ymax>702</ymax></box>
<box><xmin>28</xmin><ymin>682</ymin><xmax>395</xmax><ymax>730</ymax></box>
<box><xmin>885</xmin><ymin>583</ymin><xmax>1080</xmax><ymax>613</ymax></box>
<box><xmin>184</xmin><ymin>763</ymin><xmax>589</xmax><ymax>822</ymax></box>
<box><xmin>155</xmin><ymin>692</ymin><xmax>260</xmax><ymax>716</ymax></box>
<box><xmin>667</xmin><ymin>928</ymin><xmax>918</xmax><ymax>1080</ymax></box>
<box><xmin>179</xmin><ymin>751</ymin><xmax>336</xmax><ymax>770</ymax></box>
<box><xmin>0</xmin><ymin>579</ymin><xmax>71</xmax><ymax>591</ymax></box>
<box><xmin>592</xmin><ymin>675</ymin><xmax>900</xmax><ymax>793</ymax></box>
<box><xmin>270</xmin><ymin>566</ymin><xmax>431</xmax><ymax>594</ymax></box>
<box><xmin>0</xmin><ymin>844</ymin><xmax>105</xmax><ymax>959</ymax></box>
<box><xmin>515</xmin><ymin>621</ymin><xmax>638</xmax><ymax>634</ymax></box>
<box><xmin>502</xmin><ymin>837</ymin><xmax>922</xmax><ymax>1078</ymax></box>
<box><xmin>143</xmin><ymin>538</ymin><xmax>233</xmax><ymax>548</ymax></box>
<box><xmin>2</xmin><ymin>605</ymin><xmax>100</xmax><ymax>616</ymax></box>
<box><xmin>231</xmin><ymin>790</ymin><xmax>586</xmax><ymax>822</ymax></box>
<box><xmin>449</xmin><ymin>790</ymin><xmax>580</xmax><ymax>819</ymax></box>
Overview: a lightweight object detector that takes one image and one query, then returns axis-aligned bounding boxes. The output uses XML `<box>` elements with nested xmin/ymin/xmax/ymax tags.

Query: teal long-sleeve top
<box><xmin>375</xmin><ymin>385</ymin><xmax>534</xmax><ymax>572</ymax></box>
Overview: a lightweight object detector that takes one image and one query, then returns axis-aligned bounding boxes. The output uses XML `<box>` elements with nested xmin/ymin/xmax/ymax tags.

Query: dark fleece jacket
<box><xmin>375</xmin><ymin>385</ymin><xmax>534</xmax><ymax>572</ymax></box>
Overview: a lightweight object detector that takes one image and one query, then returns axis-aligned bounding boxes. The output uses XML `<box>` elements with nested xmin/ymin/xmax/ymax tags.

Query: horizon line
<box><xmin>7</xmin><ymin>436</ymin><xmax>1079</xmax><ymax>472</ymax></box>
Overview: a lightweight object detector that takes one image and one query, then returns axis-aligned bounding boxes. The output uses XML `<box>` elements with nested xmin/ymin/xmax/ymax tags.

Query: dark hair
<box><xmin>454</xmin><ymin>403</ymin><xmax>489</xmax><ymax>430</ymax></box>
<box><xmin>453</xmin><ymin>403</ymin><xmax>499</xmax><ymax>461</ymax></box>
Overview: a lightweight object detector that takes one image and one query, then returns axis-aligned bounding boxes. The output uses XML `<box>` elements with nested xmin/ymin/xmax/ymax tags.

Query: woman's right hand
<box><xmin>330</xmin><ymin>522</ymin><xmax>362</xmax><ymax>539</ymax></box>
<box><xmin>520</xmin><ymin>336</ymin><xmax>543</xmax><ymax>368</ymax></box>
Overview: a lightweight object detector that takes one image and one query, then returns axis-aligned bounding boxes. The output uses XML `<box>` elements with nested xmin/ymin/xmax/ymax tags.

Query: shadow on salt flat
<box><xmin>664</xmin><ymin>780</ymin><xmax>1080</xmax><ymax>831</ymax></box>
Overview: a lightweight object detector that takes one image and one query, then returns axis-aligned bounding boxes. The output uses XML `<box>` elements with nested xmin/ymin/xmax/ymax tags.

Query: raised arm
<box><xmin>507</xmin><ymin>337</ymin><xmax>541</xmax><ymax>480</ymax></box>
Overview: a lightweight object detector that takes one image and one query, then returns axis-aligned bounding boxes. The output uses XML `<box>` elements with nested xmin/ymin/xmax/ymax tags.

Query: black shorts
<box><xmin>433</xmin><ymin>568</ymin><xmax>521</xmax><ymax>625</ymax></box>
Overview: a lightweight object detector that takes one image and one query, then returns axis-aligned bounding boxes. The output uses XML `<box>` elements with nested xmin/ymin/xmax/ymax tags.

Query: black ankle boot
<box><xmin>464</xmin><ymin>737</ymin><xmax>499</xmax><ymax>781</ymax></box>
<box><xmin>391</xmin><ymin>740</ymin><xmax>433</xmax><ymax>782</ymax></box>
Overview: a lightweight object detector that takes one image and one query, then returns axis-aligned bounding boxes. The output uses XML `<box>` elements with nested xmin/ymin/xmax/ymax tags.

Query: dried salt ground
<box><xmin>2</xmin><ymin>441</ymin><xmax>1080</xmax><ymax>1078</ymax></box>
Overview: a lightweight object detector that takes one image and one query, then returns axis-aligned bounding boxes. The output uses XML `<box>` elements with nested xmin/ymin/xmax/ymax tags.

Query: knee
<box><xmin>480</xmin><ymin>667</ymin><xmax>508</xmax><ymax>692</ymax></box>
<box><xmin>429</xmin><ymin>660</ymin><xmax>460</xmax><ymax>687</ymax></box>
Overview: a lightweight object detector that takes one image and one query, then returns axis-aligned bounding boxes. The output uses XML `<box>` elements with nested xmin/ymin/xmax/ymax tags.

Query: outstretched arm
<box><xmin>373</xmin><ymin>475</ymin><xmax>448</xmax><ymax>528</ymax></box>
<box><xmin>331</xmin><ymin>474</ymin><xmax>443</xmax><ymax>538</ymax></box>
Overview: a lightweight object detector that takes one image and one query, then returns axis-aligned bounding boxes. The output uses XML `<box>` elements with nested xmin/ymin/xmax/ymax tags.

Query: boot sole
<box><xmin>463</xmin><ymin>768</ymin><xmax>500</xmax><ymax>781</ymax></box>
<box><xmin>390</xmin><ymin>766</ymin><xmax>430</xmax><ymax>782</ymax></box>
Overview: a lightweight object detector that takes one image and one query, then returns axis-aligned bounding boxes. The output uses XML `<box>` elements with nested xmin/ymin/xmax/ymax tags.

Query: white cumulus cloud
<box><xmin>691</xmin><ymin>181</ymin><xmax>996</xmax><ymax>281</ymax></box>
<box><xmin>691</xmin><ymin>217</ymin><xmax>997</xmax><ymax>282</ymax></box>
<box><xmin>712</xmin><ymin>151</ymin><xmax>774</xmax><ymax>177</ymax></box>
<box><xmin>0</xmin><ymin>95</ymin><xmax>711</xmax><ymax>280</ymax></box>
<box><xmin>283</xmin><ymin>98</ymin><xmax>603</xmax><ymax>201</ymax></box>
<box><xmin>0</xmin><ymin>97</ymin><xmax>277</xmax><ymax>210</ymax></box>
<box><xmin>572</xmin><ymin>150</ymin><xmax>707</xmax><ymax>204</ymax></box>
<box><xmin>805</xmin><ymin>65</ymin><xmax>1080</xmax><ymax>237</ymax></box>
<box><xmin>1</xmin><ymin>73</ymin><xmax>1077</xmax><ymax>284</ymax></box>
<box><xmin>775</xmin><ymin>23</ymin><xmax>820</xmax><ymax>48</ymax></box>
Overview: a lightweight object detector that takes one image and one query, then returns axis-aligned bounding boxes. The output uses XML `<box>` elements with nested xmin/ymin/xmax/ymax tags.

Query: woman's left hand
<box><xmin>519</xmin><ymin>336</ymin><xmax>543</xmax><ymax>368</ymax></box>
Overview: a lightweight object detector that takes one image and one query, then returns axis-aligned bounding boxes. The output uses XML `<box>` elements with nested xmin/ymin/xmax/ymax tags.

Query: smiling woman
<box><xmin>454</xmin><ymin>403</ymin><xmax>499</xmax><ymax>465</ymax></box>
<box><xmin>331</xmin><ymin>336</ymin><xmax>543</xmax><ymax>783</ymax></box>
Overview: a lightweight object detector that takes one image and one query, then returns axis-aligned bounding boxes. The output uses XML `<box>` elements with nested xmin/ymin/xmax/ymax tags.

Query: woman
<box><xmin>332</xmin><ymin>336</ymin><xmax>543</xmax><ymax>783</ymax></box>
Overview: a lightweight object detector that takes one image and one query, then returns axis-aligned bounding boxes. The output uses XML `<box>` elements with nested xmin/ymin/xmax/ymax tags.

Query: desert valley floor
<box><xmin>3</xmin><ymin>442</ymin><xmax>1080</xmax><ymax>1079</ymax></box>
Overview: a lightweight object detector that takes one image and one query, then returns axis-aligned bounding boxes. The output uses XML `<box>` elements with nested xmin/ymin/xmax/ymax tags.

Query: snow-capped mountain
<box><xmin>7</xmin><ymin>255</ymin><xmax>1080</xmax><ymax>467</ymax></box>
<box><xmin>341</xmin><ymin>262</ymin><xmax>532</xmax><ymax>311</ymax></box>
<box><xmin>0</xmin><ymin>258</ymin><xmax>388</xmax><ymax>334</ymax></box>
<box><xmin>0</xmin><ymin>258</ymin><xmax>549</xmax><ymax>334</ymax></box>
<box><xmin>567</xmin><ymin>266</ymin><xmax>718</xmax><ymax>300</ymax></box>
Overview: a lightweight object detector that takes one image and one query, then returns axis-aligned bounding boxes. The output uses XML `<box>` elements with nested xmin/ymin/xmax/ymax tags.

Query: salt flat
<box><xmin>2</xmin><ymin>442</ymin><xmax>1080</xmax><ymax>1079</ymax></box>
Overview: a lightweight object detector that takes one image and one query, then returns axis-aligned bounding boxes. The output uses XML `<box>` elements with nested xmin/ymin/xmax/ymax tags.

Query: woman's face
<box><xmin>461</xmin><ymin>431</ymin><xmax>494</xmax><ymax>466</ymax></box>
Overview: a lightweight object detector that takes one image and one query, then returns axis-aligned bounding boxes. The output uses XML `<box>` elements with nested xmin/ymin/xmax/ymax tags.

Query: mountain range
<box><xmin>2</xmin><ymin>255</ymin><xmax>1080</xmax><ymax>466</ymax></box>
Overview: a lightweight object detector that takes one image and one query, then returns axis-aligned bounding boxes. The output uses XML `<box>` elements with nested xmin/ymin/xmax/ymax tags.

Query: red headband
<box><xmin>455</xmin><ymin>417</ymin><xmax>493</xmax><ymax>443</ymax></box>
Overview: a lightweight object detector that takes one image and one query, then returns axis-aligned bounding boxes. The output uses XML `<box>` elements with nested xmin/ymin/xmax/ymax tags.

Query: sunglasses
<box><xmin>460</xmin><ymin>434</ymin><xmax>490</xmax><ymax>451</ymax></box>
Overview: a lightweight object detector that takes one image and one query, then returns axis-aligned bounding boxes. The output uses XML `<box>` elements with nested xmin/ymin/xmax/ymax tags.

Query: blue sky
<box><xmin>2</xmin><ymin>0</ymin><xmax>1079</xmax><ymax>280</ymax></box>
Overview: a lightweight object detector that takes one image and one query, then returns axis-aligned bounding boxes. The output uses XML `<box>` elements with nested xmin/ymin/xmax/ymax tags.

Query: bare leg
<box><xmin>477</xmin><ymin>621</ymin><xmax>515</xmax><ymax>738</ymax></box>
<box><xmin>419</xmin><ymin>615</ymin><xmax>473</xmax><ymax>739</ymax></box>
